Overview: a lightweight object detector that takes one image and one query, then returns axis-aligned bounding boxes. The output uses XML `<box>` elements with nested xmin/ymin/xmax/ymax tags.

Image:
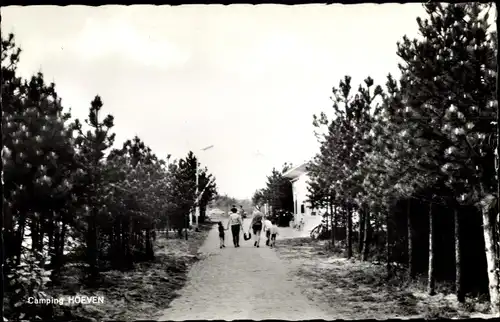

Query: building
<box><xmin>283</xmin><ymin>163</ymin><xmax>324</xmax><ymax>232</ymax></box>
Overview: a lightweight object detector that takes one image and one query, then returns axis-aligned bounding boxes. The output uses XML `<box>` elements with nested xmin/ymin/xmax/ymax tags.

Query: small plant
<box><xmin>6</xmin><ymin>249</ymin><xmax>54</xmax><ymax>320</ymax></box>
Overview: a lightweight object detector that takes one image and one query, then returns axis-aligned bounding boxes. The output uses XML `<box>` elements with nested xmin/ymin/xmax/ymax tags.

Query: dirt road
<box><xmin>156</xmin><ymin>218</ymin><xmax>328</xmax><ymax>321</ymax></box>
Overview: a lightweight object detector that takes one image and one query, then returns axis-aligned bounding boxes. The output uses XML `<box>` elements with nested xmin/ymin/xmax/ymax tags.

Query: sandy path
<box><xmin>157</xmin><ymin>218</ymin><xmax>328</xmax><ymax>321</ymax></box>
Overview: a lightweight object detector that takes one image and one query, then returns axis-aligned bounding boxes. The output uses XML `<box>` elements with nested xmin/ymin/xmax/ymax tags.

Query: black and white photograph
<box><xmin>1</xmin><ymin>2</ymin><xmax>499</xmax><ymax>321</ymax></box>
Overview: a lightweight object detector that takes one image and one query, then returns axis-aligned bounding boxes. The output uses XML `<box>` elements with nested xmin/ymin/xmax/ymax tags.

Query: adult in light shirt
<box><xmin>226</xmin><ymin>207</ymin><xmax>243</xmax><ymax>247</ymax></box>
<box><xmin>263</xmin><ymin>217</ymin><xmax>273</xmax><ymax>246</ymax></box>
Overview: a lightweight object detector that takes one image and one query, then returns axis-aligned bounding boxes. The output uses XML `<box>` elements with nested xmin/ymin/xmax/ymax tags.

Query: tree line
<box><xmin>210</xmin><ymin>195</ymin><xmax>252</xmax><ymax>214</ymax></box>
<box><xmin>1</xmin><ymin>33</ymin><xmax>217</xmax><ymax>320</ymax></box>
<box><xmin>306</xmin><ymin>3</ymin><xmax>499</xmax><ymax>314</ymax></box>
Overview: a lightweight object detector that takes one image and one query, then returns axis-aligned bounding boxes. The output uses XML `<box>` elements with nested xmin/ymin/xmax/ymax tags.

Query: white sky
<box><xmin>2</xmin><ymin>4</ymin><xmax>426</xmax><ymax>199</ymax></box>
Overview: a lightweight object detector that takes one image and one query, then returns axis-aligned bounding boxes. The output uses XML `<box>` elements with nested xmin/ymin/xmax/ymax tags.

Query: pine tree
<box><xmin>167</xmin><ymin>152</ymin><xmax>198</xmax><ymax>238</ymax></box>
<box><xmin>261</xmin><ymin>164</ymin><xmax>294</xmax><ymax>215</ymax></box>
<box><xmin>397</xmin><ymin>3</ymin><xmax>498</xmax><ymax>310</ymax></box>
<box><xmin>251</xmin><ymin>189</ymin><xmax>266</xmax><ymax>210</ymax></box>
<box><xmin>197</xmin><ymin>167</ymin><xmax>217</xmax><ymax>223</ymax></box>
<box><xmin>73</xmin><ymin>96</ymin><xmax>116</xmax><ymax>282</ymax></box>
<box><xmin>375</xmin><ymin>74</ymin><xmax>429</xmax><ymax>278</ymax></box>
<box><xmin>2</xmin><ymin>33</ymin><xmax>79</xmax><ymax>318</ymax></box>
<box><xmin>311</xmin><ymin>75</ymin><xmax>383</xmax><ymax>258</ymax></box>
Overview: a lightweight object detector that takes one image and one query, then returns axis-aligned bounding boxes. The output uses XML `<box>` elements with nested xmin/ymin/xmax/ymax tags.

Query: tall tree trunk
<box><xmin>50</xmin><ymin>219</ymin><xmax>63</xmax><ymax>284</ymax></box>
<box><xmin>51</xmin><ymin>220</ymin><xmax>60</xmax><ymax>267</ymax></box>
<box><xmin>120</xmin><ymin>218</ymin><xmax>127</xmax><ymax>267</ymax></box>
<box><xmin>358</xmin><ymin>208</ymin><xmax>365</xmax><ymax>255</ymax></box>
<box><xmin>408</xmin><ymin>199</ymin><xmax>415</xmax><ymax>279</ymax></box>
<box><xmin>136</xmin><ymin>229</ymin><xmax>143</xmax><ymax>253</ymax></box>
<box><xmin>479</xmin><ymin>195</ymin><xmax>500</xmax><ymax>314</ymax></box>
<box><xmin>373</xmin><ymin>214</ymin><xmax>380</xmax><ymax>246</ymax></box>
<box><xmin>362</xmin><ymin>207</ymin><xmax>370</xmax><ymax>261</ymax></box>
<box><xmin>3</xmin><ymin>204</ymin><xmax>14</xmax><ymax>261</ymax></box>
<box><xmin>343</xmin><ymin>205</ymin><xmax>348</xmax><ymax>244</ymax></box>
<box><xmin>109</xmin><ymin>227</ymin><xmax>114</xmax><ymax>259</ymax></box>
<box><xmin>333</xmin><ymin>205</ymin><xmax>338</xmax><ymax>244</ymax></box>
<box><xmin>496</xmin><ymin>211</ymin><xmax>500</xmax><ymax>275</ymax></box>
<box><xmin>48</xmin><ymin>211</ymin><xmax>54</xmax><ymax>255</ymax></box>
<box><xmin>386</xmin><ymin>208</ymin><xmax>391</xmax><ymax>280</ymax></box>
<box><xmin>38</xmin><ymin>218</ymin><xmax>44</xmax><ymax>253</ymax></box>
<box><xmin>329</xmin><ymin>200</ymin><xmax>335</xmax><ymax>246</ymax></box>
<box><xmin>165</xmin><ymin>211</ymin><xmax>170</xmax><ymax>239</ymax></box>
<box><xmin>496</xmin><ymin>210</ymin><xmax>500</xmax><ymax>266</ymax></box>
<box><xmin>131</xmin><ymin>227</ymin><xmax>136</xmax><ymax>251</ymax></box>
<box><xmin>6</xmin><ymin>213</ymin><xmax>23</xmax><ymax>311</ymax></box>
<box><xmin>60</xmin><ymin>219</ymin><xmax>66</xmax><ymax>259</ymax></box>
<box><xmin>428</xmin><ymin>201</ymin><xmax>436</xmax><ymax>296</ymax></box>
<box><xmin>58</xmin><ymin>214</ymin><xmax>67</xmax><ymax>265</ymax></box>
<box><xmin>347</xmin><ymin>205</ymin><xmax>353</xmax><ymax>259</ymax></box>
<box><xmin>199</xmin><ymin>205</ymin><xmax>206</xmax><ymax>224</ymax></box>
<box><xmin>324</xmin><ymin>208</ymin><xmax>328</xmax><ymax>232</ymax></box>
<box><xmin>113</xmin><ymin>217</ymin><xmax>122</xmax><ymax>267</ymax></box>
<box><xmin>87</xmin><ymin>211</ymin><xmax>98</xmax><ymax>282</ymax></box>
<box><xmin>141</xmin><ymin>230</ymin><xmax>146</xmax><ymax>252</ymax></box>
<box><xmin>125</xmin><ymin>217</ymin><xmax>133</xmax><ymax>267</ymax></box>
<box><xmin>0</xmin><ymin>213</ymin><xmax>4</xmax><ymax>321</ymax></box>
<box><xmin>15</xmin><ymin>214</ymin><xmax>25</xmax><ymax>266</ymax></box>
<box><xmin>118</xmin><ymin>222</ymin><xmax>123</xmax><ymax>266</ymax></box>
<box><xmin>145</xmin><ymin>228</ymin><xmax>154</xmax><ymax>260</ymax></box>
<box><xmin>0</xmin><ymin>203</ymin><xmax>14</xmax><ymax>320</ymax></box>
<box><xmin>185</xmin><ymin>214</ymin><xmax>189</xmax><ymax>241</ymax></box>
<box><xmin>31</xmin><ymin>217</ymin><xmax>39</xmax><ymax>253</ymax></box>
<box><xmin>454</xmin><ymin>207</ymin><xmax>464</xmax><ymax>303</ymax></box>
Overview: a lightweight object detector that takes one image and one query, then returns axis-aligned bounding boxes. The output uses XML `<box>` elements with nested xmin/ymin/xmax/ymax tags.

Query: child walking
<box><xmin>270</xmin><ymin>220</ymin><xmax>279</xmax><ymax>248</ymax></box>
<box><xmin>218</xmin><ymin>221</ymin><xmax>226</xmax><ymax>249</ymax></box>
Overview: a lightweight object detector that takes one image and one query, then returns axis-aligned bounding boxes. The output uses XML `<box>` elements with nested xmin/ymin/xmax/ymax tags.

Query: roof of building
<box><xmin>283</xmin><ymin>163</ymin><xmax>308</xmax><ymax>179</ymax></box>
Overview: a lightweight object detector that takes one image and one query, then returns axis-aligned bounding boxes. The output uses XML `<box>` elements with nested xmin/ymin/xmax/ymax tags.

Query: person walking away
<box><xmin>239</xmin><ymin>205</ymin><xmax>247</xmax><ymax>219</ymax></box>
<box><xmin>249</xmin><ymin>210</ymin><xmax>264</xmax><ymax>247</ymax></box>
<box><xmin>264</xmin><ymin>216</ymin><xmax>273</xmax><ymax>246</ymax></box>
<box><xmin>227</xmin><ymin>207</ymin><xmax>243</xmax><ymax>247</ymax></box>
<box><xmin>218</xmin><ymin>221</ymin><xmax>226</xmax><ymax>249</ymax></box>
<box><xmin>270</xmin><ymin>220</ymin><xmax>279</xmax><ymax>248</ymax></box>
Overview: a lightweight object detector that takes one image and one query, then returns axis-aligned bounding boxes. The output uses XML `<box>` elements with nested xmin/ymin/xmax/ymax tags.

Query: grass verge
<box><xmin>275</xmin><ymin>237</ymin><xmax>493</xmax><ymax>320</ymax></box>
<box><xmin>46</xmin><ymin>223</ymin><xmax>214</xmax><ymax>321</ymax></box>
